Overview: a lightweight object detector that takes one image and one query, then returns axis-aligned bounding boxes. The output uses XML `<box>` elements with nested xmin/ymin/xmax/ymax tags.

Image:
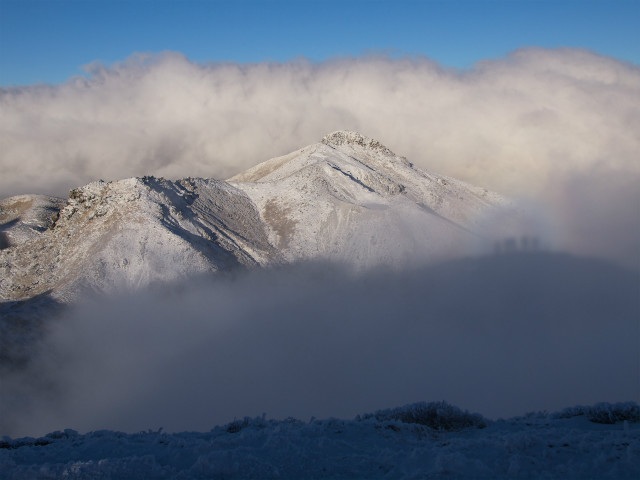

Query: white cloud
<box><xmin>1</xmin><ymin>48</ymin><xmax>638</xmax><ymax>266</ymax></box>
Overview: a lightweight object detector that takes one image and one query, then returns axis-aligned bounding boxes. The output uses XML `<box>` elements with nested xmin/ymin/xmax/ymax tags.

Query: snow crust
<box><xmin>1</xmin><ymin>403</ymin><xmax>638</xmax><ymax>479</ymax></box>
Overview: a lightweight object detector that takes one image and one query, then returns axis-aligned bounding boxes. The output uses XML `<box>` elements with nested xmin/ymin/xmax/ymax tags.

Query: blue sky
<box><xmin>0</xmin><ymin>0</ymin><xmax>639</xmax><ymax>85</ymax></box>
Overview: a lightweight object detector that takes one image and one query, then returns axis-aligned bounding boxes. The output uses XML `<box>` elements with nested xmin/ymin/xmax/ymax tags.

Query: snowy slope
<box><xmin>0</xmin><ymin>177</ymin><xmax>275</xmax><ymax>302</ymax></box>
<box><xmin>229</xmin><ymin>131</ymin><xmax>519</xmax><ymax>266</ymax></box>
<box><xmin>1</xmin><ymin>402</ymin><xmax>638</xmax><ymax>479</ymax></box>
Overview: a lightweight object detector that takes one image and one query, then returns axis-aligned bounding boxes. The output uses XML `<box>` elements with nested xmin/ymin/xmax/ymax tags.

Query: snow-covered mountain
<box><xmin>230</xmin><ymin>131</ymin><xmax>518</xmax><ymax>265</ymax></box>
<box><xmin>1</xmin><ymin>177</ymin><xmax>276</xmax><ymax>302</ymax></box>
<box><xmin>0</xmin><ymin>131</ymin><xmax>519</xmax><ymax>303</ymax></box>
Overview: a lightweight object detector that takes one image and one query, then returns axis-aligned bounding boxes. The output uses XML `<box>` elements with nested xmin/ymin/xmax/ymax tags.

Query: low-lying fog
<box><xmin>2</xmin><ymin>251</ymin><xmax>637</xmax><ymax>437</ymax></box>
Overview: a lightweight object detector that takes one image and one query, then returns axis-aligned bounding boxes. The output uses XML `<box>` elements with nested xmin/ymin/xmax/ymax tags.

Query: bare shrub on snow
<box><xmin>553</xmin><ymin>402</ymin><xmax>640</xmax><ymax>424</ymax></box>
<box><xmin>358</xmin><ymin>401</ymin><xmax>487</xmax><ymax>431</ymax></box>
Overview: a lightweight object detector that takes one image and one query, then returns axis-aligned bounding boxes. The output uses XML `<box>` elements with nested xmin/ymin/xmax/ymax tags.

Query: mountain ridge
<box><xmin>0</xmin><ymin>131</ymin><xmax>521</xmax><ymax>303</ymax></box>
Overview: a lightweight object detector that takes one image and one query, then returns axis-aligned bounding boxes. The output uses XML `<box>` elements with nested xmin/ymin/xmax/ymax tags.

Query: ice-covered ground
<box><xmin>1</xmin><ymin>402</ymin><xmax>638</xmax><ymax>479</ymax></box>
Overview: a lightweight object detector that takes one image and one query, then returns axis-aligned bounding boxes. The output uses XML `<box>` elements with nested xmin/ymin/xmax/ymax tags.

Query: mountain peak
<box><xmin>321</xmin><ymin>131</ymin><xmax>397</xmax><ymax>157</ymax></box>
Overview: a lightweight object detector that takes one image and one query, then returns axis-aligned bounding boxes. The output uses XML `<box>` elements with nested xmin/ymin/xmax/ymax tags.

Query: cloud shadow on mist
<box><xmin>1</xmin><ymin>251</ymin><xmax>638</xmax><ymax>438</ymax></box>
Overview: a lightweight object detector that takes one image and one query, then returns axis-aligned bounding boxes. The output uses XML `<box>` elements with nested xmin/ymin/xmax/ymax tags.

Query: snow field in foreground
<box><xmin>1</xmin><ymin>401</ymin><xmax>639</xmax><ymax>479</ymax></box>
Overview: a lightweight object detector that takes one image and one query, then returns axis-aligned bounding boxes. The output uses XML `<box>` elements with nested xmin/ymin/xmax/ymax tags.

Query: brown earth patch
<box><xmin>263</xmin><ymin>198</ymin><xmax>297</xmax><ymax>248</ymax></box>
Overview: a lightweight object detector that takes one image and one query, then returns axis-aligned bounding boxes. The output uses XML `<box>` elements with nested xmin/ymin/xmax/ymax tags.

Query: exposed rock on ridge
<box><xmin>321</xmin><ymin>130</ymin><xmax>398</xmax><ymax>157</ymax></box>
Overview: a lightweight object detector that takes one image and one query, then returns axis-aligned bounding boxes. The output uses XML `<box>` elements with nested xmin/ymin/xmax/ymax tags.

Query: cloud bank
<box><xmin>1</xmin><ymin>48</ymin><xmax>639</xmax><ymax>265</ymax></box>
<box><xmin>2</xmin><ymin>253</ymin><xmax>637</xmax><ymax>437</ymax></box>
